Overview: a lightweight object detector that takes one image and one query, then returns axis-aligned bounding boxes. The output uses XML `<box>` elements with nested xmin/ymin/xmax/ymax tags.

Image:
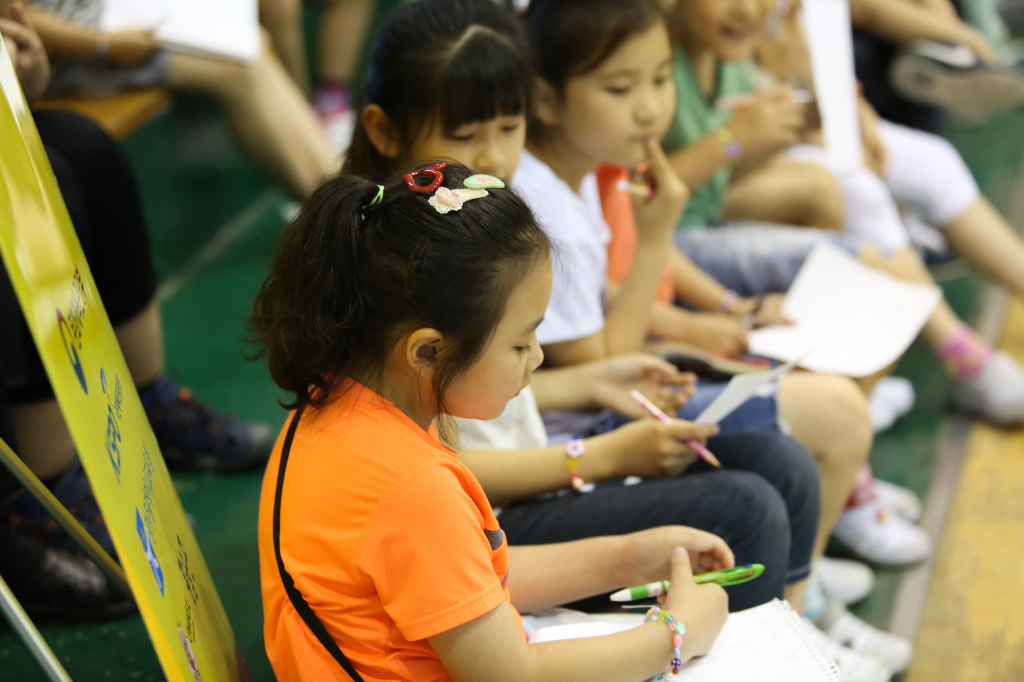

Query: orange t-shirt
<box><xmin>597</xmin><ymin>164</ymin><xmax>675</xmax><ymax>305</ymax></box>
<box><xmin>258</xmin><ymin>382</ymin><xmax>523</xmax><ymax>681</ymax></box>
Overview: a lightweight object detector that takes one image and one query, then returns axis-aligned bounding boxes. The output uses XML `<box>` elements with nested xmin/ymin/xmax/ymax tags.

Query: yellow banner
<box><xmin>0</xmin><ymin>43</ymin><xmax>240</xmax><ymax>682</ymax></box>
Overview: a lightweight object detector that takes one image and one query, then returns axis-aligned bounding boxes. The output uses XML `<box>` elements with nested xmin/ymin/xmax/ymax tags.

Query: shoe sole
<box><xmin>890</xmin><ymin>55</ymin><xmax>1024</xmax><ymax>119</ymax></box>
<box><xmin>828</xmin><ymin>535</ymin><xmax>931</xmax><ymax>568</ymax></box>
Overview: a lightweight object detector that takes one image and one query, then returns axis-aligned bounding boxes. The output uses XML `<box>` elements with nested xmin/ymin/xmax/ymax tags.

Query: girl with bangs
<box><xmin>343</xmin><ymin>0</ymin><xmax>827</xmax><ymax>616</ymax></box>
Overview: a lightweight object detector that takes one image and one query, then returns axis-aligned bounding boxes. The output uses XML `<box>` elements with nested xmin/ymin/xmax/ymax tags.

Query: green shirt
<box><xmin>663</xmin><ymin>49</ymin><xmax>755</xmax><ymax>227</ymax></box>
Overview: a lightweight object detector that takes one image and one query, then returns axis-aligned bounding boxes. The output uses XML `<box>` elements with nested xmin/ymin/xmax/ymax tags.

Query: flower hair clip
<box><xmin>400</xmin><ymin>165</ymin><xmax>505</xmax><ymax>214</ymax></box>
<box><xmin>429</xmin><ymin>187</ymin><xmax>490</xmax><ymax>214</ymax></box>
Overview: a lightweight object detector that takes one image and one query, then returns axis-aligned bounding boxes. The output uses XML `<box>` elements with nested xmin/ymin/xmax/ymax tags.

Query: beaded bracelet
<box><xmin>646</xmin><ymin>606</ymin><xmax>685</xmax><ymax>680</ymax></box>
<box><xmin>716</xmin><ymin>126</ymin><xmax>744</xmax><ymax>160</ymax></box>
<box><xmin>716</xmin><ymin>289</ymin><xmax>739</xmax><ymax>314</ymax></box>
<box><xmin>565</xmin><ymin>436</ymin><xmax>589</xmax><ymax>492</ymax></box>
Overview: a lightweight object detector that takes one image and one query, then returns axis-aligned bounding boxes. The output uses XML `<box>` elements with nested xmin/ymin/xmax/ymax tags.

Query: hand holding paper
<box><xmin>748</xmin><ymin>244</ymin><xmax>941</xmax><ymax>377</ymax></box>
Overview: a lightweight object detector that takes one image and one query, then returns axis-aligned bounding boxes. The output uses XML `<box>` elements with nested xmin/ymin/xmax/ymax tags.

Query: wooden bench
<box><xmin>32</xmin><ymin>87</ymin><xmax>172</xmax><ymax>140</ymax></box>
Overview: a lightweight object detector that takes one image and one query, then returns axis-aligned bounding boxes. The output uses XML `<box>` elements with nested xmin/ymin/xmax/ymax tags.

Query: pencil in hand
<box><xmin>629</xmin><ymin>389</ymin><xmax>722</xmax><ymax>468</ymax></box>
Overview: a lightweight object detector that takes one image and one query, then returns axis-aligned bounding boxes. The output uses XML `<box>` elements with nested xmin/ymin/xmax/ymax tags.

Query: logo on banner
<box><xmin>57</xmin><ymin>268</ymin><xmax>88</xmax><ymax>393</ymax></box>
<box><xmin>137</xmin><ymin>507</ymin><xmax>164</xmax><ymax>596</ymax></box>
<box><xmin>101</xmin><ymin>368</ymin><xmax>123</xmax><ymax>482</ymax></box>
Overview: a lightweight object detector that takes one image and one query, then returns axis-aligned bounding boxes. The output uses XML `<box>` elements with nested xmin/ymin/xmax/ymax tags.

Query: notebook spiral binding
<box><xmin>773</xmin><ymin>600</ymin><xmax>841</xmax><ymax>681</ymax></box>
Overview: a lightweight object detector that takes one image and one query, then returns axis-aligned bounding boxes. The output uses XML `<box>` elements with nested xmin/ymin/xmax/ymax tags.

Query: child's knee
<box><xmin>807</xmin><ymin>374</ymin><xmax>873</xmax><ymax>455</ymax></box>
<box><xmin>715</xmin><ymin>471</ymin><xmax>792</xmax><ymax>544</ymax></box>
<box><xmin>788</xmin><ymin>161</ymin><xmax>844</xmax><ymax>229</ymax></box>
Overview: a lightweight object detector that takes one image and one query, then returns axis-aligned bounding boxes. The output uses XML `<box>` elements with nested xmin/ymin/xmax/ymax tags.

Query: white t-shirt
<box><xmin>512</xmin><ymin>149</ymin><xmax>611</xmax><ymax>345</ymax></box>
<box><xmin>456</xmin><ymin>386</ymin><xmax>548</xmax><ymax>451</ymax></box>
<box><xmin>32</xmin><ymin>0</ymin><xmax>104</xmax><ymax>27</ymax></box>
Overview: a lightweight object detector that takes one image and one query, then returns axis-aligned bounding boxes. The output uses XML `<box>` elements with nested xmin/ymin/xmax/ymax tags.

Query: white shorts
<box><xmin>877</xmin><ymin>119</ymin><xmax>980</xmax><ymax>226</ymax></box>
<box><xmin>787</xmin><ymin>144</ymin><xmax>910</xmax><ymax>254</ymax></box>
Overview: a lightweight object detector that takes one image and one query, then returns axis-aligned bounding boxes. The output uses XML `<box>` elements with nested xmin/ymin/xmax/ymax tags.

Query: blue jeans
<box><xmin>674</xmin><ymin>223</ymin><xmax>861</xmax><ymax>296</ymax></box>
<box><xmin>500</xmin><ymin>432</ymin><xmax>821</xmax><ymax>611</ymax></box>
<box><xmin>580</xmin><ymin>380</ymin><xmax>781</xmax><ymax>438</ymax></box>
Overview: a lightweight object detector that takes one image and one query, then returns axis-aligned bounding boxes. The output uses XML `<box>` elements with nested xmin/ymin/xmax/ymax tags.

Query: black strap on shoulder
<box><xmin>273</xmin><ymin>405</ymin><xmax>366</xmax><ymax>682</ymax></box>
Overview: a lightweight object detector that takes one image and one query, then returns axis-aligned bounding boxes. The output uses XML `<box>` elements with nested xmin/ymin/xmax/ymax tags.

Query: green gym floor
<box><xmin>4</xmin><ymin>11</ymin><xmax>1024</xmax><ymax>681</ymax></box>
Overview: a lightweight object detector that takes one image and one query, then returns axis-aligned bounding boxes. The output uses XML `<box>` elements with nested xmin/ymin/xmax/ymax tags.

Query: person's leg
<box><xmin>685</xmin><ymin>432</ymin><xmax>821</xmax><ymax>612</ymax></box>
<box><xmin>260</xmin><ymin>0</ymin><xmax>310</xmax><ymax>93</ymax></box>
<box><xmin>168</xmin><ymin>33</ymin><xmax>339</xmax><ymax>199</ymax></box>
<box><xmin>879</xmin><ymin>118</ymin><xmax>1024</xmax><ymax>295</ymax></box>
<box><xmin>783</xmin><ymin>141</ymin><xmax>916</xmax><ymax>258</ymax></box>
<box><xmin>32</xmin><ymin>111</ymin><xmax>165</xmax><ymax>386</ymax></box>
<box><xmin>500</xmin><ymin>467</ymin><xmax>793</xmax><ymax>612</ymax></box>
<box><xmin>317</xmin><ymin>0</ymin><xmax>376</xmax><ymax>87</ymax></box>
<box><xmin>943</xmin><ymin>197</ymin><xmax>1024</xmax><ymax>294</ymax></box>
<box><xmin>723</xmin><ymin>157</ymin><xmax>845</xmax><ymax>230</ymax></box>
<box><xmin>24</xmin><ymin>115</ymin><xmax>275</xmax><ymax>478</ymax></box>
<box><xmin>776</xmin><ymin>373</ymin><xmax>871</xmax><ymax>559</ymax></box>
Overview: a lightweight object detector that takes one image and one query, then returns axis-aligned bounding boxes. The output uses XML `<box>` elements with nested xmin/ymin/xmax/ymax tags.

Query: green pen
<box><xmin>609</xmin><ymin>564</ymin><xmax>765</xmax><ymax>602</ymax></box>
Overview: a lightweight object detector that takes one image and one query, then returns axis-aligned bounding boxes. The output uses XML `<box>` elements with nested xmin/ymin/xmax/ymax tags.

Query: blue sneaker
<box><xmin>6</xmin><ymin>458</ymin><xmax>115</xmax><ymax>558</ymax></box>
<box><xmin>139</xmin><ymin>375</ymin><xmax>274</xmax><ymax>473</ymax></box>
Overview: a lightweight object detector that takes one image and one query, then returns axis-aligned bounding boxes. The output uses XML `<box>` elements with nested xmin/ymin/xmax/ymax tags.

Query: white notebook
<box><xmin>525</xmin><ymin>600</ymin><xmax>839</xmax><ymax>682</ymax></box>
<box><xmin>101</xmin><ymin>0</ymin><xmax>260</xmax><ymax>63</ymax></box>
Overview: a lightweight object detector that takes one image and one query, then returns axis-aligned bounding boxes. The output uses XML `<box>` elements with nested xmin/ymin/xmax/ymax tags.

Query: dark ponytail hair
<box><xmin>343</xmin><ymin>0</ymin><xmax>532</xmax><ymax>182</ymax></box>
<box><xmin>248</xmin><ymin>162</ymin><xmax>550</xmax><ymax>423</ymax></box>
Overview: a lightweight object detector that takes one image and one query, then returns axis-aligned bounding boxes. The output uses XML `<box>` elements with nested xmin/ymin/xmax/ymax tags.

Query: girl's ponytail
<box><xmin>249</xmin><ymin>163</ymin><xmax>550</xmax><ymax>415</ymax></box>
<box><xmin>249</xmin><ymin>176</ymin><xmax>384</xmax><ymax>404</ymax></box>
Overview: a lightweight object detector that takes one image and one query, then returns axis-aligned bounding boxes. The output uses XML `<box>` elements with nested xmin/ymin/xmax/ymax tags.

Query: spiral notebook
<box><xmin>526</xmin><ymin>599</ymin><xmax>839</xmax><ymax>682</ymax></box>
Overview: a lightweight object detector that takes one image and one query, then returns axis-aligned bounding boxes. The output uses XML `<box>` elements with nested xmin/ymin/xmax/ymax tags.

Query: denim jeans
<box><xmin>674</xmin><ymin>224</ymin><xmax>861</xmax><ymax>296</ymax></box>
<box><xmin>499</xmin><ymin>432</ymin><xmax>821</xmax><ymax>612</ymax></box>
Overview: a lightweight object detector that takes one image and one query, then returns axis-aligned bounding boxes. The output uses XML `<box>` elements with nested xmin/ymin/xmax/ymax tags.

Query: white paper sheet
<box><xmin>748</xmin><ymin>243</ymin><xmax>941</xmax><ymax>377</ymax></box>
<box><xmin>694</xmin><ymin>360</ymin><xmax>798</xmax><ymax>425</ymax></box>
<box><xmin>800</xmin><ymin>0</ymin><xmax>862</xmax><ymax>173</ymax></box>
<box><xmin>524</xmin><ymin>601</ymin><xmax>839</xmax><ymax>681</ymax></box>
<box><xmin>102</xmin><ymin>0</ymin><xmax>259</xmax><ymax>63</ymax></box>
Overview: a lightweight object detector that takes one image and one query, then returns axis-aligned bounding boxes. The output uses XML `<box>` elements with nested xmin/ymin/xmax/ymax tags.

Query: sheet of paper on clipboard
<box><xmin>694</xmin><ymin>359</ymin><xmax>800</xmax><ymax>425</ymax></box>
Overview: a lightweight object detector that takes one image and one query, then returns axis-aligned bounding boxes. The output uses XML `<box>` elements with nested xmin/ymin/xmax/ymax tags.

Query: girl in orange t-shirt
<box><xmin>249</xmin><ymin>163</ymin><xmax>730</xmax><ymax>681</ymax></box>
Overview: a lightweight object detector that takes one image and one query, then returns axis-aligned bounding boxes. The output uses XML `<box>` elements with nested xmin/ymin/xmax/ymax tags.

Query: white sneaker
<box><xmin>891</xmin><ymin>40</ymin><xmax>1024</xmax><ymax>120</ymax></box>
<box><xmin>801</xmin><ymin>618</ymin><xmax>891</xmax><ymax>682</ymax></box>
<box><xmin>950</xmin><ymin>351</ymin><xmax>1024</xmax><ymax>426</ymax></box>
<box><xmin>872</xmin><ymin>479</ymin><xmax>923</xmax><ymax>522</ymax></box>
<box><xmin>818</xmin><ymin>557</ymin><xmax>875</xmax><ymax>605</ymax></box>
<box><xmin>833</xmin><ymin>499</ymin><xmax>932</xmax><ymax>566</ymax></box>
<box><xmin>822</xmin><ymin>608</ymin><xmax>913</xmax><ymax>674</ymax></box>
<box><xmin>868</xmin><ymin>377</ymin><xmax>915</xmax><ymax>433</ymax></box>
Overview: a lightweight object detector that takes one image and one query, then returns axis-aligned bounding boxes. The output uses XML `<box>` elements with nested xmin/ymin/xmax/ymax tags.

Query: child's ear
<box><xmin>532</xmin><ymin>77</ymin><xmax>561</xmax><ymax>127</ymax></box>
<box><xmin>405</xmin><ymin>328</ymin><xmax>443</xmax><ymax>379</ymax></box>
<box><xmin>363</xmin><ymin>105</ymin><xmax>401</xmax><ymax>159</ymax></box>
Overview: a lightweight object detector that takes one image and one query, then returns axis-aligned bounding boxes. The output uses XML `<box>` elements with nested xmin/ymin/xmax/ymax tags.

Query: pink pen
<box><xmin>629</xmin><ymin>389</ymin><xmax>722</xmax><ymax>468</ymax></box>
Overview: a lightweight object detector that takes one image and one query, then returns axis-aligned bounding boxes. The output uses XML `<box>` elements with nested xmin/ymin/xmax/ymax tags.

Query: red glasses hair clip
<box><xmin>402</xmin><ymin>162</ymin><xmax>448</xmax><ymax>193</ymax></box>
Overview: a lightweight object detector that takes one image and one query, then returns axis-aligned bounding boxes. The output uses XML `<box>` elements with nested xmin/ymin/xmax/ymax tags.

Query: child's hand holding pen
<box><xmin>590</xmin><ymin>354</ymin><xmax>697</xmax><ymax>419</ymax></box>
<box><xmin>631</xmin><ymin>389</ymin><xmax>722</xmax><ymax>468</ymax></box>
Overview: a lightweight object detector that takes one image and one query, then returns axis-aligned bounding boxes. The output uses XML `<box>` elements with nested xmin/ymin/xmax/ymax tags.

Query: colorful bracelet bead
<box><xmin>565</xmin><ymin>436</ymin><xmax>589</xmax><ymax>492</ymax></box>
<box><xmin>645</xmin><ymin>606</ymin><xmax>685</xmax><ymax>679</ymax></box>
<box><xmin>716</xmin><ymin>289</ymin><xmax>739</xmax><ymax>313</ymax></box>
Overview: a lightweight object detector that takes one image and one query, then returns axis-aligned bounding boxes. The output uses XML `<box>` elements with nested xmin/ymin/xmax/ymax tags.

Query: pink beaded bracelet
<box><xmin>646</xmin><ymin>605</ymin><xmax>685</xmax><ymax>679</ymax></box>
<box><xmin>565</xmin><ymin>436</ymin><xmax>588</xmax><ymax>492</ymax></box>
<box><xmin>716</xmin><ymin>289</ymin><xmax>739</xmax><ymax>313</ymax></box>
